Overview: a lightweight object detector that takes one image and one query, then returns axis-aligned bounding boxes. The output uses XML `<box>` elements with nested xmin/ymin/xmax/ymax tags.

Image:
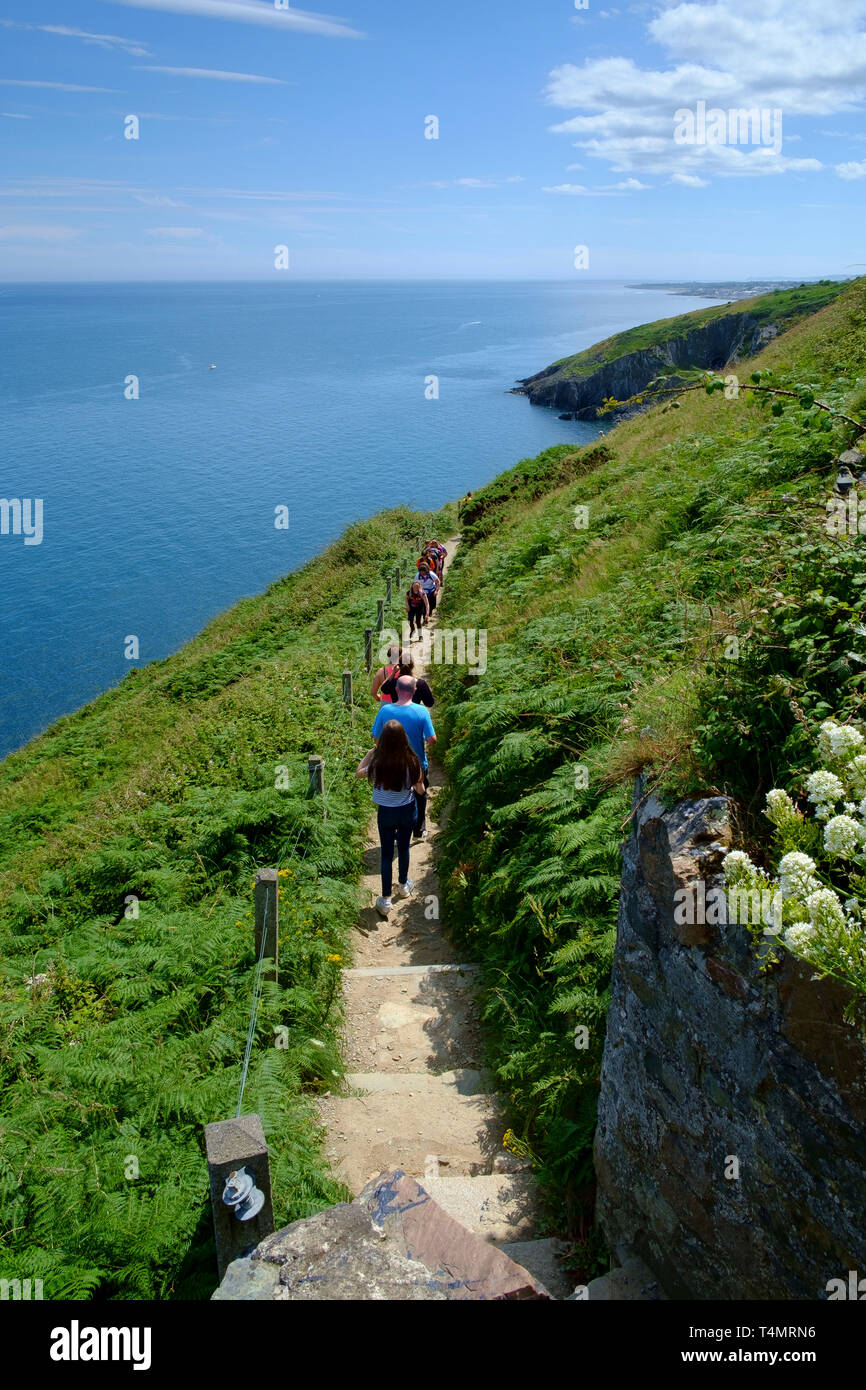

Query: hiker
<box><xmin>380</xmin><ymin>651</ymin><xmax>434</xmax><ymax>707</ymax></box>
<box><xmin>370</xmin><ymin>641</ymin><xmax>400</xmax><ymax>703</ymax></box>
<box><xmin>371</xmin><ymin>675</ymin><xmax>435</xmax><ymax>840</ymax></box>
<box><xmin>417</xmin><ymin>546</ymin><xmax>439</xmax><ymax>576</ymax></box>
<box><xmin>416</xmin><ymin>560</ymin><xmax>440</xmax><ymax>618</ymax></box>
<box><xmin>458</xmin><ymin>491</ymin><xmax>472</xmax><ymax>519</ymax></box>
<box><xmin>406</xmin><ymin>579</ymin><xmax>428</xmax><ymax>638</ymax></box>
<box><xmin>356</xmin><ymin>720</ymin><xmax>426</xmax><ymax>918</ymax></box>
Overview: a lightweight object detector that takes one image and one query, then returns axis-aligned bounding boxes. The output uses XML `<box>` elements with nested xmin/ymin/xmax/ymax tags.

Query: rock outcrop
<box><xmin>513</xmin><ymin>313</ymin><xmax>780</xmax><ymax>421</ymax></box>
<box><xmin>594</xmin><ymin>781</ymin><xmax>866</xmax><ymax>1300</ymax></box>
<box><xmin>213</xmin><ymin>1169</ymin><xmax>553</xmax><ymax>1300</ymax></box>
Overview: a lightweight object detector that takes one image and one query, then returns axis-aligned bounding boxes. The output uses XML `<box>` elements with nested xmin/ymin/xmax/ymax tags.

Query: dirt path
<box><xmin>316</xmin><ymin>537</ymin><xmax>574</xmax><ymax>1296</ymax></box>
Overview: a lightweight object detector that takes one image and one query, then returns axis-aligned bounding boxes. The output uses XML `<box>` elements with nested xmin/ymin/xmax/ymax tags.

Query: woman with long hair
<box><xmin>406</xmin><ymin>579</ymin><xmax>428</xmax><ymax>638</ymax></box>
<box><xmin>356</xmin><ymin>720</ymin><xmax>425</xmax><ymax>917</ymax></box>
<box><xmin>379</xmin><ymin>651</ymin><xmax>434</xmax><ymax>707</ymax></box>
<box><xmin>370</xmin><ymin>641</ymin><xmax>400</xmax><ymax>702</ymax></box>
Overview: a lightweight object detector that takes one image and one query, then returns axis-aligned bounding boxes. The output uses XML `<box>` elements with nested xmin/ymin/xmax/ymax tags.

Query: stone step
<box><xmin>343</xmin><ymin>963</ymin><xmax>479</xmax><ymax>978</ymax></box>
<box><xmin>492</xmin><ymin>1237</ymin><xmax>576</xmax><ymax>1301</ymax></box>
<box><xmin>415</xmin><ymin>1173</ymin><xmax>542</xmax><ymax>1243</ymax></box>
<box><xmin>317</xmin><ymin>1085</ymin><xmax>506</xmax><ymax>1196</ymax></box>
<box><xmin>340</xmin><ymin>964</ymin><xmax>484</xmax><ymax>1073</ymax></box>
<box><xmin>345</xmin><ymin>1068</ymin><xmax>493</xmax><ymax>1096</ymax></box>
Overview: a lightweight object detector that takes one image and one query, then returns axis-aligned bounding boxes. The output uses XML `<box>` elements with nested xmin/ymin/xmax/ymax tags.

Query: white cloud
<box><xmin>836</xmin><ymin>160</ymin><xmax>866</xmax><ymax>179</ymax></box>
<box><xmin>0</xmin><ymin>80</ymin><xmax>121</xmax><ymax>92</ymax></box>
<box><xmin>105</xmin><ymin>0</ymin><xmax>363</xmax><ymax>39</ymax></box>
<box><xmin>671</xmin><ymin>172</ymin><xmax>710</xmax><ymax>186</ymax></box>
<box><xmin>0</xmin><ymin>20</ymin><xmax>150</xmax><ymax>56</ymax></box>
<box><xmin>146</xmin><ymin>226</ymin><xmax>206</xmax><ymax>237</ymax></box>
<box><xmin>541</xmin><ymin>177</ymin><xmax>649</xmax><ymax>194</ymax></box>
<box><xmin>545</xmin><ymin>1</ymin><xmax>866</xmax><ymax>181</ymax></box>
<box><xmin>134</xmin><ymin>65</ymin><xmax>287</xmax><ymax>83</ymax></box>
<box><xmin>418</xmin><ymin>177</ymin><xmax>519</xmax><ymax>190</ymax></box>
<box><xmin>0</xmin><ymin>224</ymin><xmax>79</xmax><ymax>241</ymax></box>
<box><xmin>1</xmin><ymin>112</ymin><xmax>31</xmax><ymax>119</ymax></box>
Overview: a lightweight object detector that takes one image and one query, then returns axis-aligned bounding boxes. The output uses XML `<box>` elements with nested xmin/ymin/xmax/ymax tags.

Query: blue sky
<box><xmin>0</xmin><ymin>0</ymin><xmax>864</xmax><ymax>280</ymax></box>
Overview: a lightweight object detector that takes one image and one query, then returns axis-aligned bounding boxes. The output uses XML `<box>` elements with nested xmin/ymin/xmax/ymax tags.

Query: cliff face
<box><xmin>514</xmin><ymin>313</ymin><xmax>780</xmax><ymax>420</ymax></box>
<box><xmin>594</xmin><ymin>782</ymin><xmax>866</xmax><ymax>1300</ymax></box>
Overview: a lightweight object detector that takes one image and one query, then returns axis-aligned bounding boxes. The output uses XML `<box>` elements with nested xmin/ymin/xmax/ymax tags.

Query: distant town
<box><xmin>627</xmin><ymin>279</ymin><xmax>849</xmax><ymax>300</ymax></box>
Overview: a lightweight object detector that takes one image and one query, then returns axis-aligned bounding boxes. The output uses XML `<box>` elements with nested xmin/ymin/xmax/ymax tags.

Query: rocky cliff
<box><xmin>594</xmin><ymin>782</ymin><xmax>866</xmax><ymax>1300</ymax></box>
<box><xmin>514</xmin><ymin>312</ymin><xmax>780</xmax><ymax>421</ymax></box>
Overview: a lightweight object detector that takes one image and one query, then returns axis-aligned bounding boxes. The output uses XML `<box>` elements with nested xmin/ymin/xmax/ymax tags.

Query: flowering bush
<box><xmin>722</xmin><ymin>719</ymin><xmax>866</xmax><ymax>1010</ymax></box>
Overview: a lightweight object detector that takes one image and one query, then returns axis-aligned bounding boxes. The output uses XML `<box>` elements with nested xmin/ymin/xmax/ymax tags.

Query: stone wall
<box><xmin>594</xmin><ymin>783</ymin><xmax>866</xmax><ymax>1300</ymax></box>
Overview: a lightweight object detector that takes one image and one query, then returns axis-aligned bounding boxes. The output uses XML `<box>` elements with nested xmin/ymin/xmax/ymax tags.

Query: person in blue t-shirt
<box><xmin>371</xmin><ymin>675</ymin><xmax>436</xmax><ymax>838</ymax></box>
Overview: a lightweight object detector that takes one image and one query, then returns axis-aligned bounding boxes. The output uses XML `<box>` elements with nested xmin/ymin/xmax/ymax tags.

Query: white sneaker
<box><xmin>412</xmin><ymin>827</ymin><xmax>429</xmax><ymax>841</ymax></box>
<box><xmin>394</xmin><ymin>879</ymin><xmax>414</xmax><ymax>899</ymax></box>
<box><xmin>375</xmin><ymin>896</ymin><xmax>391</xmax><ymax>917</ymax></box>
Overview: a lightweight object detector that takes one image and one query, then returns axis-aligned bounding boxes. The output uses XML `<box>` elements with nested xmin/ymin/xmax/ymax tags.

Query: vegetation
<box><xmin>0</xmin><ymin>503</ymin><xmax>449</xmax><ymax>1299</ymax></box>
<box><xmin>5</xmin><ymin>272</ymin><xmax>866</xmax><ymax>1299</ymax></box>
<box><xmin>528</xmin><ymin>280</ymin><xmax>845</xmax><ymax>383</ymax></box>
<box><xmin>435</xmin><ymin>275</ymin><xmax>866</xmax><ymax>1275</ymax></box>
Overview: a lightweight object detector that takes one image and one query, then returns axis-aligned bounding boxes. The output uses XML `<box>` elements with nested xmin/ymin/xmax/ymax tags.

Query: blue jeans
<box><xmin>377</xmin><ymin>802</ymin><xmax>416</xmax><ymax>896</ymax></box>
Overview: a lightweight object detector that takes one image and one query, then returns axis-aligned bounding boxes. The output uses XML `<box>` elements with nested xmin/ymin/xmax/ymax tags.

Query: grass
<box><xmin>0</xmin><ymin>501</ymin><xmax>454</xmax><ymax>1299</ymax></box>
<box><xmin>525</xmin><ymin>280</ymin><xmax>845</xmax><ymax>384</ymax></box>
<box><xmin>434</xmin><ymin>274</ymin><xmax>866</xmax><ymax>1275</ymax></box>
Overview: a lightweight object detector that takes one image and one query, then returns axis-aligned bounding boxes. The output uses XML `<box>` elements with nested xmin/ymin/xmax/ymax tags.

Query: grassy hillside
<box><xmin>435</xmin><ymin>276</ymin><xmax>866</xmax><ymax>1272</ymax></box>
<box><xmin>0</xmin><ymin>503</ymin><xmax>451</xmax><ymax>1299</ymax></box>
<box><xmin>534</xmin><ymin>279</ymin><xmax>844</xmax><ymax>383</ymax></box>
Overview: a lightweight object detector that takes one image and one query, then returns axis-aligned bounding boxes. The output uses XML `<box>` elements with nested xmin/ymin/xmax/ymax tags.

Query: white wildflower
<box><xmin>778</xmin><ymin>851</ymin><xmax>821</xmax><ymax>900</ymax></box>
<box><xmin>805</xmin><ymin>769</ymin><xmax>845</xmax><ymax>820</ymax></box>
<box><xmin>806</xmin><ymin>887</ymin><xmax>848</xmax><ymax>934</ymax></box>
<box><xmin>765</xmin><ymin>788</ymin><xmax>798</xmax><ymax>827</ymax></box>
<box><xmin>784</xmin><ymin>922</ymin><xmax>816</xmax><ymax>952</ymax></box>
<box><xmin>823</xmin><ymin>815</ymin><xmax>866</xmax><ymax>859</ymax></box>
<box><xmin>822</xmin><ymin>721</ymin><xmax>864</xmax><ymax>760</ymax></box>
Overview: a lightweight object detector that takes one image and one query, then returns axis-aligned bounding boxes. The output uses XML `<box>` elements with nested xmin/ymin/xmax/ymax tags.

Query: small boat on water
<box><xmin>209</xmin><ymin>363</ymin><xmax>217</xmax><ymax>370</ymax></box>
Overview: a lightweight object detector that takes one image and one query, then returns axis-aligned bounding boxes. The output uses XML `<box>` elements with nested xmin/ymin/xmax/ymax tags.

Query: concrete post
<box><xmin>205</xmin><ymin>1114</ymin><xmax>274</xmax><ymax>1282</ymax></box>
<box><xmin>254</xmin><ymin>867</ymin><xmax>279</xmax><ymax>983</ymax></box>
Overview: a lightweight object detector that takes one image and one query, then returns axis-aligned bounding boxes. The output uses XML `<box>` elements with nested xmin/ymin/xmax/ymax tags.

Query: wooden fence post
<box><xmin>205</xmin><ymin>1114</ymin><xmax>274</xmax><ymax>1282</ymax></box>
<box><xmin>307</xmin><ymin>755</ymin><xmax>325</xmax><ymax>798</ymax></box>
<box><xmin>386</xmin><ymin>576</ymin><xmax>392</xmax><ymax>607</ymax></box>
<box><xmin>254</xmin><ymin>867</ymin><xmax>279</xmax><ymax>983</ymax></box>
<box><xmin>364</xmin><ymin>627</ymin><xmax>373</xmax><ymax>672</ymax></box>
<box><xmin>342</xmin><ymin>670</ymin><xmax>353</xmax><ymax>706</ymax></box>
<box><xmin>376</xmin><ymin>599</ymin><xmax>384</xmax><ymax>632</ymax></box>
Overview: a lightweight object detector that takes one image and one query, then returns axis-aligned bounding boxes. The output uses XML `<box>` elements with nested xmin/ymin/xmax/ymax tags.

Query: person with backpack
<box><xmin>379</xmin><ymin>652</ymin><xmax>434</xmax><ymax>707</ymax></box>
<box><xmin>370</xmin><ymin>641</ymin><xmax>400</xmax><ymax>703</ymax></box>
<box><xmin>416</xmin><ymin>560</ymin><xmax>440</xmax><ymax>616</ymax></box>
<box><xmin>356</xmin><ymin>720</ymin><xmax>426</xmax><ymax>918</ymax></box>
<box><xmin>406</xmin><ymin>579</ymin><xmax>428</xmax><ymax>638</ymax></box>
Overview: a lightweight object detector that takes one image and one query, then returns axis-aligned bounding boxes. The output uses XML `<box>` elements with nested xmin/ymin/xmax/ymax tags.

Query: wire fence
<box><xmin>234</xmin><ymin>534</ymin><xmax>430</xmax><ymax>1115</ymax></box>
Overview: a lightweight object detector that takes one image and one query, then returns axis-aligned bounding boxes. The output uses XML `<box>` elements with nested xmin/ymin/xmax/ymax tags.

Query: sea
<box><xmin>0</xmin><ymin>279</ymin><xmax>717</xmax><ymax>759</ymax></box>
